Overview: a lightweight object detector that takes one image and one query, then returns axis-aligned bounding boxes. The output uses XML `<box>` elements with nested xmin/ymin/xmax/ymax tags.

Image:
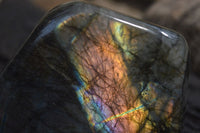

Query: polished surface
<box><xmin>0</xmin><ymin>2</ymin><xmax>188</xmax><ymax>133</ymax></box>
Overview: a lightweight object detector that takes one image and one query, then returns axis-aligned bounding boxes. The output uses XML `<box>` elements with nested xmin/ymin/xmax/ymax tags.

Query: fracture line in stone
<box><xmin>101</xmin><ymin>104</ymin><xmax>145</xmax><ymax>123</ymax></box>
<box><xmin>100</xmin><ymin>98</ymin><xmax>157</xmax><ymax>124</ymax></box>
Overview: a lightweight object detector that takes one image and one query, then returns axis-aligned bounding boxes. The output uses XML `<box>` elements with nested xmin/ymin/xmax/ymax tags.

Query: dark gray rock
<box><xmin>0</xmin><ymin>2</ymin><xmax>189</xmax><ymax>132</ymax></box>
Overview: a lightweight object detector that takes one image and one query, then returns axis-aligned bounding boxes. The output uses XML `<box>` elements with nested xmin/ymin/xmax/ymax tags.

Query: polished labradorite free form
<box><xmin>0</xmin><ymin>2</ymin><xmax>188</xmax><ymax>133</ymax></box>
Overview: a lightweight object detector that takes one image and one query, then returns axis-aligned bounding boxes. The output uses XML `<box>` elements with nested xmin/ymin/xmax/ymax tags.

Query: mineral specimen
<box><xmin>0</xmin><ymin>2</ymin><xmax>189</xmax><ymax>133</ymax></box>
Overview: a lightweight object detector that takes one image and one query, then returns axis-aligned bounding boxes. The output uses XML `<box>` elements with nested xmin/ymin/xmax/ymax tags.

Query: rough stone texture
<box><xmin>145</xmin><ymin>0</ymin><xmax>200</xmax><ymax>76</ymax></box>
<box><xmin>0</xmin><ymin>2</ymin><xmax>188</xmax><ymax>133</ymax></box>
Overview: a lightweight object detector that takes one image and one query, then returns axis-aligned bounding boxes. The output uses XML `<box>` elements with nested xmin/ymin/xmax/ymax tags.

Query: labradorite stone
<box><xmin>0</xmin><ymin>2</ymin><xmax>188</xmax><ymax>133</ymax></box>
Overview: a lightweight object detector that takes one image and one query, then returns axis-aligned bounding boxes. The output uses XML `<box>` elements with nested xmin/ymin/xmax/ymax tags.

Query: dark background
<box><xmin>0</xmin><ymin>0</ymin><xmax>199</xmax><ymax>132</ymax></box>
